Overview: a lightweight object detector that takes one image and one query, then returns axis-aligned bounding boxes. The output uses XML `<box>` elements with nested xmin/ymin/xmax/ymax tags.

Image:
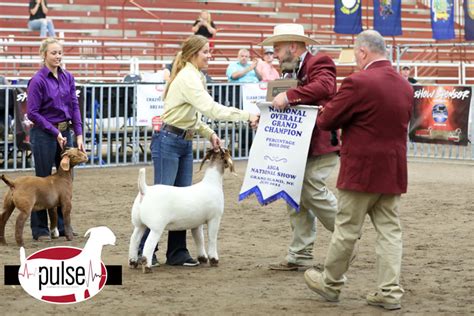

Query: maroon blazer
<box><xmin>286</xmin><ymin>52</ymin><xmax>340</xmax><ymax>156</ymax></box>
<box><xmin>317</xmin><ymin>60</ymin><xmax>413</xmax><ymax>194</ymax></box>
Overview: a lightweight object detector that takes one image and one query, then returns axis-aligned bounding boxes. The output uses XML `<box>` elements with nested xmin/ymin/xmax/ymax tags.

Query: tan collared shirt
<box><xmin>162</xmin><ymin>62</ymin><xmax>250</xmax><ymax>140</ymax></box>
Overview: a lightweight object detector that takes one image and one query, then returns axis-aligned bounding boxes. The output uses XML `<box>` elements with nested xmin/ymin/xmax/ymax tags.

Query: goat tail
<box><xmin>138</xmin><ymin>168</ymin><xmax>147</xmax><ymax>196</ymax></box>
<box><xmin>0</xmin><ymin>174</ymin><xmax>14</xmax><ymax>188</ymax></box>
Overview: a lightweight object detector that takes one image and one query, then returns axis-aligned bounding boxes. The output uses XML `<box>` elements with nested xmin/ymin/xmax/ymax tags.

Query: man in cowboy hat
<box><xmin>261</xmin><ymin>24</ymin><xmax>341</xmax><ymax>271</ymax></box>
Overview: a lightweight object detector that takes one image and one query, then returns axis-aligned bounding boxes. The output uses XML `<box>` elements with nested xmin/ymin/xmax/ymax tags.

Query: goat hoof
<box><xmin>209</xmin><ymin>258</ymin><xmax>219</xmax><ymax>267</ymax></box>
<box><xmin>51</xmin><ymin>228</ymin><xmax>59</xmax><ymax>239</ymax></box>
<box><xmin>138</xmin><ymin>256</ymin><xmax>153</xmax><ymax>273</ymax></box>
<box><xmin>128</xmin><ymin>259</ymin><xmax>139</xmax><ymax>269</ymax></box>
<box><xmin>0</xmin><ymin>238</ymin><xmax>6</xmax><ymax>246</ymax></box>
<box><xmin>197</xmin><ymin>256</ymin><xmax>208</xmax><ymax>264</ymax></box>
<box><xmin>142</xmin><ymin>266</ymin><xmax>152</xmax><ymax>274</ymax></box>
<box><xmin>138</xmin><ymin>256</ymin><xmax>147</xmax><ymax>266</ymax></box>
<box><xmin>65</xmin><ymin>234</ymin><xmax>73</xmax><ymax>241</ymax></box>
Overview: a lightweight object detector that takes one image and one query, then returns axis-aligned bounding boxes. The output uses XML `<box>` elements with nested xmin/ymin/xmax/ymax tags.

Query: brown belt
<box><xmin>161</xmin><ymin>123</ymin><xmax>194</xmax><ymax>140</ymax></box>
<box><xmin>54</xmin><ymin>121</ymin><xmax>70</xmax><ymax>132</ymax></box>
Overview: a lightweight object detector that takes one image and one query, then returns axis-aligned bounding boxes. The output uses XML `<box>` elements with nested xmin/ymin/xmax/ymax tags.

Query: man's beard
<box><xmin>279</xmin><ymin>48</ymin><xmax>299</xmax><ymax>76</ymax></box>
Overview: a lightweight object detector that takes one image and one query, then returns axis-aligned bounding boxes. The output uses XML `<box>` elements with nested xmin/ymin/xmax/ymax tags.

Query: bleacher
<box><xmin>0</xmin><ymin>0</ymin><xmax>472</xmax><ymax>82</ymax></box>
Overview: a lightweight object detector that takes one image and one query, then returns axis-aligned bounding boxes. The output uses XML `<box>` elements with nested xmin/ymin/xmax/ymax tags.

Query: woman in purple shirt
<box><xmin>27</xmin><ymin>37</ymin><xmax>84</xmax><ymax>241</ymax></box>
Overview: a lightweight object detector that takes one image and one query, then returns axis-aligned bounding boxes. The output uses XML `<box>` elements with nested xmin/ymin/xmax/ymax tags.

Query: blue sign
<box><xmin>431</xmin><ymin>0</ymin><xmax>455</xmax><ymax>40</ymax></box>
<box><xmin>334</xmin><ymin>0</ymin><xmax>363</xmax><ymax>34</ymax></box>
<box><xmin>373</xmin><ymin>0</ymin><xmax>402</xmax><ymax>36</ymax></box>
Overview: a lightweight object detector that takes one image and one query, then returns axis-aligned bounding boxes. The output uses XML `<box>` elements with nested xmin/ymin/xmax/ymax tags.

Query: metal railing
<box><xmin>1</xmin><ymin>81</ymin><xmax>473</xmax><ymax>172</ymax></box>
<box><xmin>0</xmin><ymin>82</ymin><xmax>255</xmax><ymax>171</ymax></box>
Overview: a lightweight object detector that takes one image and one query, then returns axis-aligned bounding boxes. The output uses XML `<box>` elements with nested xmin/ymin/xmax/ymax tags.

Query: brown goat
<box><xmin>0</xmin><ymin>148</ymin><xmax>88</xmax><ymax>246</ymax></box>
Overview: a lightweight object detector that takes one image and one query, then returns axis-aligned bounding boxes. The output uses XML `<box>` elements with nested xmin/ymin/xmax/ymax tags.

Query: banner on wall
<box><xmin>13</xmin><ymin>87</ymin><xmax>32</xmax><ymax>151</ymax></box>
<box><xmin>464</xmin><ymin>0</ymin><xmax>474</xmax><ymax>40</ymax></box>
<box><xmin>239</xmin><ymin>103</ymin><xmax>317</xmax><ymax>211</ymax></box>
<box><xmin>241</xmin><ymin>83</ymin><xmax>267</xmax><ymax>114</ymax></box>
<box><xmin>136</xmin><ymin>84</ymin><xmax>165</xmax><ymax>126</ymax></box>
<box><xmin>409</xmin><ymin>86</ymin><xmax>472</xmax><ymax>146</ymax></box>
<box><xmin>373</xmin><ymin>0</ymin><xmax>402</xmax><ymax>36</ymax></box>
<box><xmin>430</xmin><ymin>0</ymin><xmax>455</xmax><ymax>40</ymax></box>
<box><xmin>334</xmin><ymin>0</ymin><xmax>363</xmax><ymax>34</ymax></box>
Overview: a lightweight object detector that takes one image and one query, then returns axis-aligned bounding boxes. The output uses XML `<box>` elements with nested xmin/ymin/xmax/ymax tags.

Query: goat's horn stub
<box><xmin>199</xmin><ymin>148</ymin><xmax>213</xmax><ymax>171</ymax></box>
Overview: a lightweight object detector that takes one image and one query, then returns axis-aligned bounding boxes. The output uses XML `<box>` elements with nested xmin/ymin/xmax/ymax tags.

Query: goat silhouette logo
<box><xmin>18</xmin><ymin>226</ymin><xmax>116</xmax><ymax>304</ymax></box>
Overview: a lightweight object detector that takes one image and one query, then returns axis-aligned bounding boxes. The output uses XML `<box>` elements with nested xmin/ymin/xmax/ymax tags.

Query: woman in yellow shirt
<box><xmin>139</xmin><ymin>35</ymin><xmax>259</xmax><ymax>266</ymax></box>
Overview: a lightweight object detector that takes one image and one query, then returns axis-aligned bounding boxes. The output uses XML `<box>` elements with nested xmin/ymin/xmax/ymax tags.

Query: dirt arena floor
<box><xmin>0</xmin><ymin>159</ymin><xmax>473</xmax><ymax>315</ymax></box>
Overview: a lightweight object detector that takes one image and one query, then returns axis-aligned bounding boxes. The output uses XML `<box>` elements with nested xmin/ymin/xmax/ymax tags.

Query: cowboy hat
<box><xmin>259</xmin><ymin>24</ymin><xmax>320</xmax><ymax>46</ymax></box>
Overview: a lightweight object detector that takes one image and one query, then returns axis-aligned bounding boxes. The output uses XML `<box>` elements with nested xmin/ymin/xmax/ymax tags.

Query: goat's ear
<box><xmin>60</xmin><ymin>147</ymin><xmax>71</xmax><ymax>157</ymax></box>
<box><xmin>229</xmin><ymin>161</ymin><xmax>235</xmax><ymax>174</ymax></box>
<box><xmin>60</xmin><ymin>155</ymin><xmax>71</xmax><ymax>171</ymax></box>
<box><xmin>224</xmin><ymin>151</ymin><xmax>235</xmax><ymax>174</ymax></box>
<box><xmin>199</xmin><ymin>149</ymin><xmax>213</xmax><ymax>171</ymax></box>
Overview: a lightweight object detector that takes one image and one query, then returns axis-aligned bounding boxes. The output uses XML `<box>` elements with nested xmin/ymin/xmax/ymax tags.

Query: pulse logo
<box><xmin>18</xmin><ymin>226</ymin><xmax>116</xmax><ymax>304</ymax></box>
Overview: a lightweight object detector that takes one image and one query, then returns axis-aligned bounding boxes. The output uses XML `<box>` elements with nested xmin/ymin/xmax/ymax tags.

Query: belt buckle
<box><xmin>58</xmin><ymin>122</ymin><xmax>69</xmax><ymax>132</ymax></box>
<box><xmin>184</xmin><ymin>130</ymin><xmax>194</xmax><ymax>140</ymax></box>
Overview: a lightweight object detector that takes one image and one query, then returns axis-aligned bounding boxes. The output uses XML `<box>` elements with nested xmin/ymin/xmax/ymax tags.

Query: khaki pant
<box><xmin>322</xmin><ymin>190</ymin><xmax>404</xmax><ymax>300</ymax></box>
<box><xmin>285</xmin><ymin>153</ymin><xmax>338</xmax><ymax>265</ymax></box>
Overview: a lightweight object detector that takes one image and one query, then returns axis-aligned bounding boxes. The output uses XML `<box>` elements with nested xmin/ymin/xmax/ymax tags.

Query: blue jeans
<box><xmin>29</xmin><ymin>127</ymin><xmax>72</xmax><ymax>239</ymax></box>
<box><xmin>139</xmin><ymin>130</ymin><xmax>194</xmax><ymax>264</ymax></box>
<box><xmin>28</xmin><ymin>19</ymin><xmax>56</xmax><ymax>37</ymax></box>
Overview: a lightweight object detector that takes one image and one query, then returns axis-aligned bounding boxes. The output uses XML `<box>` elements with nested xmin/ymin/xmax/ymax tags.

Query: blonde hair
<box><xmin>200</xmin><ymin>10</ymin><xmax>212</xmax><ymax>24</ymax></box>
<box><xmin>39</xmin><ymin>37</ymin><xmax>62</xmax><ymax>62</ymax></box>
<box><xmin>164</xmin><ymin>35</ymin><xmax>208</xmax><ymax>98</ymax></box>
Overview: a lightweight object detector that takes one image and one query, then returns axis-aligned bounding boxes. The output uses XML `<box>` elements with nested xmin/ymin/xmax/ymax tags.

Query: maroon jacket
<box><xmin>286</xmin><ymin>52</ymin><xmax>340</xmax><ymax>156</ymax></box>
<box><xmin>317</xmin><ymin>60</ymin><xmax>413</xmax><ymax>194</ymax></box>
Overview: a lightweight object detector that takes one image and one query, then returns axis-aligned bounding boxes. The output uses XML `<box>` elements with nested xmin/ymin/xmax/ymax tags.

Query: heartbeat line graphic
<box><xmin>18</xmin><ymin>264</ymin><xmax>37</xmax><ymax>279</ymax></box>
<box><xmin>86</xmin><ymin>260</ymin><xmax>104</xmax><ymax>287</ymax></box>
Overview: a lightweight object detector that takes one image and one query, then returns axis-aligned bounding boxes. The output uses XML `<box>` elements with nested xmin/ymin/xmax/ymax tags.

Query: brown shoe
<box><xmin>268</xmin><ymin>260</ymin><xmax>311</xmax><ymax>271</ymax></box>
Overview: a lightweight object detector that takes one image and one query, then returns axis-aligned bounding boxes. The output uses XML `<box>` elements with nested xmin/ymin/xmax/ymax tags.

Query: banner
<box><xmin>241</xmin><ymin>83</ymin><xmax>267</xmax><ymax>114</ymax></box>
<box><xmin>409</xmin><ymin>86</ymin><xmax>472</xmax><ymax>146</ymax></box>
<box><xmin>464</xmin><ymin>0</ymin><xmax>474</xmax><ymax>40</ymax></box>
<box><xmin>136</xmin><ymin>84</ymin><xmax>165</xmax><ymax>126</ymax></box>
<box><xmin>334</xmin><ymin>0</ymin><xmax>363</xmax><ymax>34</ymax></box>
<box><xmin>373</xmin><ymin>0</ymin><xmax>402</xmax><ymax>36</ymax></box>
<box><xmin>13</xmin><ymin>87</ymin><xmax>32</xmax><ymax>151</ymax></box>
<box><xmin>431</xmin><ymin>0</ymin><xmax>455</xmax><ymax>40</ymax></box>
<box><xmin>239</xmin><ymin>103</ymin><xmax>317</xmax><ymax>211</ymax></box>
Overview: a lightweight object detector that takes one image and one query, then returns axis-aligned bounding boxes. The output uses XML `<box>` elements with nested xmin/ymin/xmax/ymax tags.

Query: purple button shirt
<box><xmin>27</xmin><ymin>66</ymin><xmax>83</xmax><ymax>137</ymax></box>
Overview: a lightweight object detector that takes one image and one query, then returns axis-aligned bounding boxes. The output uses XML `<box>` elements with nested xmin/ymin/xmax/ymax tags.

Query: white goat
<box><xmin>128</xmin><ymin>148</ymin><xmax>234</xmax><ymax>273</ymax></box>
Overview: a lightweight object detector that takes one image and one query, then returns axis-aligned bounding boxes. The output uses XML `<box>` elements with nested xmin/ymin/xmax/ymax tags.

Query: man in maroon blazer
<box><xmin>260</xmin><ymin>24</ymin><xmax>341</xmax><ymax>271</ymax></box>
<box><xmin>304</xmin><ymin>30</ymin><xmax>413</xmax><ymax>310</ymax></box>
